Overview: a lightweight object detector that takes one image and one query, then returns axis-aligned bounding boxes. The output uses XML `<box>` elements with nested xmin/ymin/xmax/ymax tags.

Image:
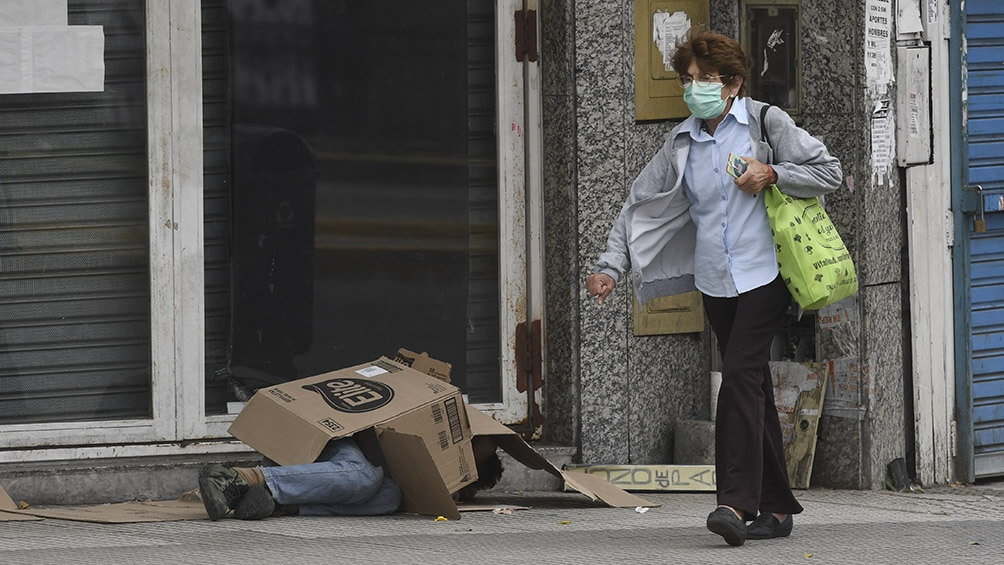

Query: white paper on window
<box><xmin>0</xmin><ymin>0</ymin><xmax>104</xmax><ymax>94</ymax></box>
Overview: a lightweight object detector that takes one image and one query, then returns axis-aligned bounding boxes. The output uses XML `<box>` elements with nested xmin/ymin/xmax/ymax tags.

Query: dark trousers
<box><xmin>702</xmin><ymin>275</ymin><xmax>803</xmax><ymax>520</ymax></box>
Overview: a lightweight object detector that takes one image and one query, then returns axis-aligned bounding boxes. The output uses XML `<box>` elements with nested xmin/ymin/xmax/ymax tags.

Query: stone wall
<box><xmin>541</xmin><ymin>0</ymin><xmax>906</xmax><ymax>487</ymax></box>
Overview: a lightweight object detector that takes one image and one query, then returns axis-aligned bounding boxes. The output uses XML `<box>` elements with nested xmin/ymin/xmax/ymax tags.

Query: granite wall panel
<box><xmin>862</xmin><ymin>283</ymin><xmax>907</xmax><ymax>488</ymax></box>
<box><xmin>541</xmin><ymin>0</ymin><xmax>906</xmax><ymax>483</ymax></box>
<box><xmin>543</xmin><ymin>92</ymin><xmax>578</xmax><ymax>446</ymax></box>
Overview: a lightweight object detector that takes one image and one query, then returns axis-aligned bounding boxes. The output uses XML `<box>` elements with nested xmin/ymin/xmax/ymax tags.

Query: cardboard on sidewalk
<box><xmin>465</xmin><ymin>405</ymin><xmax>660</xmax><ymax>509</ymax></box>
<box><xmin>1</xmin><ymin>354</ymin><xmax>654</xmax><ymax>524</ymax></box>
<box><xmin>229</xmin><ymin>356</ymin><xmax>477</xmax><ymax>519</ymax></box>
<box><xmin>1</xmin><ymin>484</ymin><xmax>209</xmax><ymax>523</ymax></box>
<box><xmin>0</xmin><ymin>485</ymin><xmax>42</xmax><ymax>521</ymax></box>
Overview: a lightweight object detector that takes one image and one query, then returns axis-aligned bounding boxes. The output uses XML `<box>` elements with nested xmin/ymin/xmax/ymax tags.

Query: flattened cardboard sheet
<box><xmin>465</xmin><ymin>405</ymin><xmax>660</xmax><ymax>509</ymax></box>
<box><xmin>377</xmin><ymin>429</ymin><xmax>460</xmax><ymax>520</ymax></box>
<box><xmin>4</xmin><ymin>500</ymin><xmax>206</xmax><ymax>523</ymax></box>
<box><xmin>0</xmin><ymin>485</ymin><xmax>41</xmax><ymax>521</ymax></box>
<box><xmin>561</xmin><ymin>472</ymin><xmax>656</xmax><ymax>507</ymax></box>
<box><xmin>770</xmin><ymin>361</ymin><xmax>829</xmax><ymax>489</ymax></box>
<box><xmin>0</xmin><ymin>511</ymin><xmax>40</xmax><ymax>522</ymax></box>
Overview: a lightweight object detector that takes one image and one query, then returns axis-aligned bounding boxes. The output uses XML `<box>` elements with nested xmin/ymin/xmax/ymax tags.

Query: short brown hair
<box><xmin>670</xmin><ymin>27</ymin><xmax>749</xmax><ymax>97</ymax></box>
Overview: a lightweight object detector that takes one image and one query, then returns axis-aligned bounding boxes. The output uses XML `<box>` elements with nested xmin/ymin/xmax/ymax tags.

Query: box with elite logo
<box><xmin>228</xmin><ymin>357</ymin><xmax>474</xmax><ymax>518</ymax></box>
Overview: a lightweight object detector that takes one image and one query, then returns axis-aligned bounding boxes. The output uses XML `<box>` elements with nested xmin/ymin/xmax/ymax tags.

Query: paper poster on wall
<box><xmin>822</xmin><ymin>357</ymin><xmax>865</xmax><ymax>420</ymax></box>
<box><xmin>0</xmin><ymin>0</ymin><xmax>104</xmax><ymax>94</ymax></box>
<box><xmin>870</xmin><ymin>100</ymin><xmax>893</xmax><ymax>184</ymax></box>
<box><xmin>653</xmin><ymin>10</ymin><xmax>690</xmax><ymax>71</ymax></box>
<box><xmin>634</xmin><ymin>0</ymin><xmax>709</xmax><ymax>121</ymax></box>
<box><xmin>865</xmin><ymin>0</ymin><xmax>892</xmax><ymax>90</ymax></box>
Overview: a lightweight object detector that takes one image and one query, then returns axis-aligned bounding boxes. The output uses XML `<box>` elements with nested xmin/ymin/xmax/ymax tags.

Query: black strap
<box><xmin>759</xmin><ymin>104</ymin><xmax>772</xmax><ymax>147</ymax></box>
<box><xmin>760</xmin><ymin>104</ymin><xmax>773</xmax><ymax>164</ymax></box>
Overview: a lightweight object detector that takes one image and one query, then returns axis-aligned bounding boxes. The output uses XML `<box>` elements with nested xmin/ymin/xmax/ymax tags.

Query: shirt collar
<box><xmin>730</xmin><ymin>96</ymin><xmax>749</xmax><ymax>125</ymax></box>
<box><xmin>683</xmin><ymin>115</ymin><xmax>704</xmax><ymax>140</ymax></box>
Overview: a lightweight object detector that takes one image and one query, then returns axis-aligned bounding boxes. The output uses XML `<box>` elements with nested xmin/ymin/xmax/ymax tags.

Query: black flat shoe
<box><xmin>747</xmin><ymin>513</ymin><xmax>793</xmax><ymax>539</ymax></box>
<box><xmin>706</xmin><ymin>507</ymin><xmax>747</xmax><ymax>546</ymax></box>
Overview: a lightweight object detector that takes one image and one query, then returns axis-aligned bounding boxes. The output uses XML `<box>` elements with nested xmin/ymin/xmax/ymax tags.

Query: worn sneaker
<box><xmin>234</xmin><ymin>485</ymin><xmax>276</xmax><ymax>520</ymax></box>
<box><xmin>747</xmin><ymin>513</ymin><xmax>793</xmax><ymax>539</ymax></box>
<box><xmin>198</xmin><ymin>464</ymin><xmax>250</xmax><ymax>520</ymax></box>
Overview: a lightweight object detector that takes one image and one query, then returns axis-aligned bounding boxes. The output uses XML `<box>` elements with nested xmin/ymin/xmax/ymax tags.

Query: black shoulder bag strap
<box><xmin>759</xmin><ymin>104</ymin><xmax>772</xmax><ymax>160</ymax></box>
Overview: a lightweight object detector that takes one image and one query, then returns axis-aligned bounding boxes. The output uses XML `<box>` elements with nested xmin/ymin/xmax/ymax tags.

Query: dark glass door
<box><xmin>203</xmin><ymin>0</ymin><xmax>501</xmax><ymax>413</ymax></box>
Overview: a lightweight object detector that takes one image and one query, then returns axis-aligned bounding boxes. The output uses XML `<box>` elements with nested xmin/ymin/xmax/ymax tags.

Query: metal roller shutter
<box><xmin>0</xmin><ymin>1</ymin><xmax>150</xmax><ymax>424</ymax></box>
<box><xmin>964</xmin><ymin>0</ymin><xmax>1004</xmax><ymax>478</ymax></box>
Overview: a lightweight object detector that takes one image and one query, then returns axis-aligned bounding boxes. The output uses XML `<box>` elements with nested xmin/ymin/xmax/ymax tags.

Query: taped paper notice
<box><xmin>0</xmin><ymin>1</ymin><xmax>105</xmax><ymax>94</ymax></box>
<box><xmin>870</xmin><ymin>100</ymin><xmax>892</xmax><ymax>184</ymax></box>
<box><xmin>653</xmin><ymin>11</ymin><xmax>690</xmax><ymax>71</ymax></box>
<box><xmin>871</xmin><ymin>118</ymin><xmax>891</xmax><ymax>173</ymax></box>
<box><xmin>864</xmin><ymin>0</ymin><xmax>891</xmax><ymax>89</ymax></box>
<box><xmin>822</xmin><ymin>357</ymin><xmax>865</xmax><ymax>419</ymax></box>
<box><xmin>0</xmin><ymin>0</ymin><xmax>67</xmax><ymax>26</ymax></box>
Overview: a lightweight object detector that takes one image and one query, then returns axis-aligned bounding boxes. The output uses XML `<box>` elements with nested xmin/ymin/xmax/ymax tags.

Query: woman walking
<box><xmin>586</xmin><ymin>28</ymin><xmax>842</xmax><ymax>546</ymax></box>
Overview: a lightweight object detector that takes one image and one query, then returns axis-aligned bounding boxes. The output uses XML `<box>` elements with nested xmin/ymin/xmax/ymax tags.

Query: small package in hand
<box><xmin>725</xmin><ymin>152</ymin><xmax>748</xmax><ymax>179</ymax></box>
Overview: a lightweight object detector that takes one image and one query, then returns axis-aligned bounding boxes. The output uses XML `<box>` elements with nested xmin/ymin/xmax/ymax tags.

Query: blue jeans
<box><xmin>261</xmin><ymin>438</ymin><xmax>402</xmax><ymax>516</ymax></box>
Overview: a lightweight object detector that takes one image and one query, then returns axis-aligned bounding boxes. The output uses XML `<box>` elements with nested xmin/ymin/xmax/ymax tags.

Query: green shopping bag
<box><xmin>764</xmin><ymin>185</ymin><xmax>858</xmax><ymax>309</ymax></box>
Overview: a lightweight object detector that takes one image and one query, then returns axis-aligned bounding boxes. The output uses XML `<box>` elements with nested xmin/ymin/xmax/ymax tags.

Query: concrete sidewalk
<box><xmin>2</xmin><ymin>486</ymin><xmax>1002</xmax><ymax>564</ymax></box>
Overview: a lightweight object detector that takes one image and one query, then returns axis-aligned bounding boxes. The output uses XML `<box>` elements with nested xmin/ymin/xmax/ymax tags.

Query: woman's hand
<box><xmin>586</xmin><ymin>273</ymin><xmax>616</xmax><ymax>304</ymax></box>
<box><xmin>734</xmin><ymin>157</ymin><xmax>777</xmax><ymax>196</ymax></box>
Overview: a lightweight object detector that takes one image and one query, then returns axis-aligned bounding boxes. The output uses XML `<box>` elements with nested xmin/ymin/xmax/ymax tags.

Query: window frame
<box><xmin>0</xmin><ymin>0</ymin><xmax>544</xmax><ymax>461</ymax></box>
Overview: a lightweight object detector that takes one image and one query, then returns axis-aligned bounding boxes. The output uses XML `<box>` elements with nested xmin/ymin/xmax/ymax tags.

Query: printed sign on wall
<box><xmin>0</xmin><ymin>0</ymin><xmax>104</xmax><ymax>94</ymax></box>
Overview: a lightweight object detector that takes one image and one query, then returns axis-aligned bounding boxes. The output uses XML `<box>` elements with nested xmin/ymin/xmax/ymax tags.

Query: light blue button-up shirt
<box><xmin>682</xmin><ymin>97</ymin><xmax>778</xmax><ymax>298</ymax></box>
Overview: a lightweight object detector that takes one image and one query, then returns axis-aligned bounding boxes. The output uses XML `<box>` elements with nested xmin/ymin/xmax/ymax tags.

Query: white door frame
<box><xmin>905</xmin><ymin>0</ymin><xmax>957</xmax><ymax>486</ymax></box>
<box><xmin>475</xmin><ymin>0</ymin><xmax>544</xmax><ymax>426</ymax></box>
<box><xmin>0</xmin><ymin>0</ymin><xmax>185</xmax><ymax>452</ymax></box>
<box><xmin>523</xmin><ymin>0</ymin><xmax>546</xmax><ymax>435</ymax></box>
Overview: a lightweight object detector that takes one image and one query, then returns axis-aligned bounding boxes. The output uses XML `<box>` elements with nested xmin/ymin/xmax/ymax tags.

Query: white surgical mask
<box><xmin>684</xmin><ymin>81</ymin><xmax>728</xmax><ymax>119</ymax></box>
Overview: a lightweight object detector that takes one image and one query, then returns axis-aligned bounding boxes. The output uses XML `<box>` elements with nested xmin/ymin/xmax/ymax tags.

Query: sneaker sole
<box><xmin>198</xmin><ymin>468</ymin><xmax>229</xmax><ymax>521</ymax></box>
<box><xmin>235</xmin><ymin>485</ymin><xmax>275</xmax><ymax>520</ymax></box>
<box><xmin>707</xmin><ymin>515</ymin><xmax>746</xmax><ymax>546</ymax></box>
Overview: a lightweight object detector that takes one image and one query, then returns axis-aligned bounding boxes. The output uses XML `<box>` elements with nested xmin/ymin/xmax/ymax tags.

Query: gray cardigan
<box><xmin>594</xmin><ymin>98</ymin><xmax>843</xmax><ymax>305</ymax></box>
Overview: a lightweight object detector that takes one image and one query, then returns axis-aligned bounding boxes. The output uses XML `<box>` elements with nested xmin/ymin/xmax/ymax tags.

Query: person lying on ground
<box><xmin>198</xmin><ymin>435</ymin><xmax>503</xmax><ymax>520</ymax></box>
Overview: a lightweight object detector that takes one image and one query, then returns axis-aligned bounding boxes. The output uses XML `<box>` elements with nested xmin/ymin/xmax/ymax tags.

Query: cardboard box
<box><xmin>465</xmin><ymin>405</ymin><xmax>660</xmax><ymax>509</ymax></box>
<box><xmin>393</xmin><ymin>348</ymin><xmax>452</xmax><ymax>383</ymax></box>
<box><xmin>229</xmin><ymin>357</ymin><xmax>476</xmax><ymax>518</ymax></box>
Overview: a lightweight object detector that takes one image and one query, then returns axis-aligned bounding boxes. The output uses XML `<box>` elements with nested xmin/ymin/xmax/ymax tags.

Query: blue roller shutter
<box><xmin>964</xmin><ymin>0</ymin><xmax>1004</xmax><ymax>478</ymax></box>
